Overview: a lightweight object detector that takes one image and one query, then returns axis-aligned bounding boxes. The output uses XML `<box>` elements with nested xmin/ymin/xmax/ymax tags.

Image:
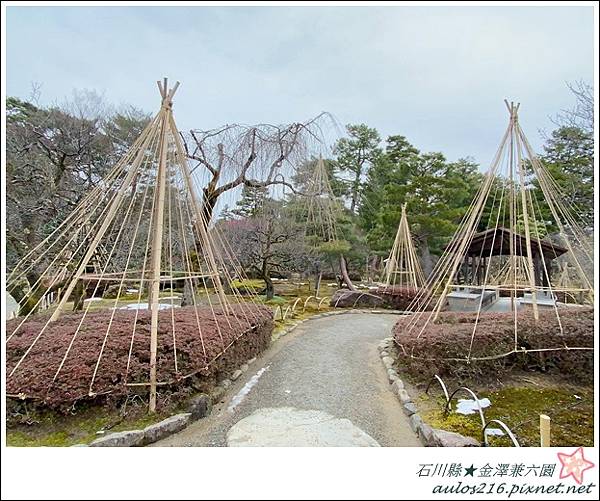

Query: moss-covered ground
<box><xmin>410</xmin><ymin>374</ymin><xmax>593</xmax><ymax>447</ymax></box>
<box><xmin>6</xmin><ymin>403</ymin><xmax>176</xmax><ymax>447</ymax></box>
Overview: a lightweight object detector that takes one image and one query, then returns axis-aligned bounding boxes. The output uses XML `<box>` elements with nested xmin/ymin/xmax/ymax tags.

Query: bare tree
<box><xmin>553</xmin><ymin>80</ymin><xmax>594</xmax><ymax>133</ymax></box>
<box><xmin>181</xmin><ymin>113</ymin><xmax>334</xmax><ymax>224</ymax></box>
<box><xmin>217</xmin><ymin>201</ymin><xmax>306</xmax><ymax>300</ymax></box>
<box><xmin>6</xmin><ymin>91</ymin><xmax>150</xmax><ymax>313</ymax></box>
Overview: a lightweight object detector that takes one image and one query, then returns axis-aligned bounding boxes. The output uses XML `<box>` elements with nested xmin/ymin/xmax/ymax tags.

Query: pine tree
<box><xmin>231</xmin><ymin>185</ymin><xmax>270</xmax><ymax>218</ymax></box>
<box><xmin>334</xmin><ymin>124</ymin><xmax>381</xmax><ymax>214</ymax></box>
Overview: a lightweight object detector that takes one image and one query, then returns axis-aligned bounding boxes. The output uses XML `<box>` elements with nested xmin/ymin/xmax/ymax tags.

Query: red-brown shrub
<box><xmin>6</xmin><ymin>304</ymin><xmax>273</xmax><ymax>411</ymax></box>
<box><xmin>393</xmin><ymin>308</ymin><xmax>593</xmax><ymax>381</ymax></box>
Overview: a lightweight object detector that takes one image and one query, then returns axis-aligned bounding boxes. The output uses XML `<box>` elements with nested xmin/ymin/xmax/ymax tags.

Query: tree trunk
<box><xmin>339</xmin><ymin>254</ymin><xmax>357</xmax><ymax>290</ymax></box>
<box><xmin>10</xmin><ymin>275</ymin><xmax>38</xmax><ymax>317</ymax></box>
<box><xmin>419</xmin><ymin>241</ymin><xmax>433</xmax><ymax>278</ymax></box>
<box><xmin>202</xmin><ymin>189</ymin><xmax>218</xmax><ymax>229</ymax></box>
<box><xmin>72</xmin><ymin>279</ymin><xmax>86</xmax><ymax>312</ymax></box>
<box><xmin>262</xmin><ymin>261</ymin><xmax>274</xmax><ymax>300</ymax></box>
<box><xmin>181</xmin><ymin>279</ymin><xmax>196</xmax><ymax>307</ymax></box>
<box><xmin>314</xmin><ymin>266</ymin><xmax>322</xmax><ymax>297</ymax></box>
<box><xmin>349</xmin><ymin>169</ymin><xmax>361</xmax><ymax>214</ymax></box>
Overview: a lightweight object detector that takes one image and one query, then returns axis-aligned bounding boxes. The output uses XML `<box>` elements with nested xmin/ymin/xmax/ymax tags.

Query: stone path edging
<box><xmin>377</xmin><ymin>337</ymin><xmax>480</xmax><ymax>447</ymax></box>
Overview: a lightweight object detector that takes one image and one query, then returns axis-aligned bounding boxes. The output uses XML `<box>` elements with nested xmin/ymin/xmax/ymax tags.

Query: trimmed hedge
<box><xmin>6</xmin><ymin>304</ymin><xmax>273</xmax><ymax>411</ymax></box>
<box><xmin>393</xmin><ymin>307</ymin><xmax>593</xmax><ymax>381</ymax></box>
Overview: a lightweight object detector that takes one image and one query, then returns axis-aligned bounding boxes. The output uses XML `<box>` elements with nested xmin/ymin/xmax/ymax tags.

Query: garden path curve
<box><xmin>152</xmin><ymin>312</ymin><xmax>421</xmax><ymax>447</ymax></box>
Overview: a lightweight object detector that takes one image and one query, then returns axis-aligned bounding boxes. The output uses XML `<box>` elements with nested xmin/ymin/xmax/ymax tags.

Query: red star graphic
<box><xmin>557</xmin><ymin>447</ymin><xmax>595</xmax><ymax>484</ymax></box>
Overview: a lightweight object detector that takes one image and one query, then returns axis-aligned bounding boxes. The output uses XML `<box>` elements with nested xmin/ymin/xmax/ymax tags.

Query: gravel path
<box><xmin>153</xmin><ymin>312</ymin><xmax>421</xmax><ymax>447</ymax></box>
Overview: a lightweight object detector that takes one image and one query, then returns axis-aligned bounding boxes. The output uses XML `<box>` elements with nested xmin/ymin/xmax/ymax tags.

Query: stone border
<box><xmin>378</xmin><ymin>337</ymin><xmax>480</xmax><ymax>447</ymax></box>
<box><xmin>76</xmin><ymin>355</ymin><xmax>258</xmax><ymax>447</ymax></box>
<box><xmin>79</xmin><ymin>309</ymin><xmax>407</xmax><ymax>447</ymax></box>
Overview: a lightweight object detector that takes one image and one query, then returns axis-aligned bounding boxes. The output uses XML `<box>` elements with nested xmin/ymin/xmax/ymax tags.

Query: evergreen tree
<box><xmin>360</xmin><ymin>134</ymin><xmax>481</xmax><ymax>275</ymax></box>
<box><xmin>334</xmin><ymin>124</ymin><xmax>381</xmax><ymax>213</ymax></box>
<box><xmin>231</xmin><ymin>184</ymin><xmax>270</xmax><ymax>218</ymax></box>
<box><xmin>537</xmin><ymin>126</ymin><xmax>594</xmax><ymax>224</ymax></box>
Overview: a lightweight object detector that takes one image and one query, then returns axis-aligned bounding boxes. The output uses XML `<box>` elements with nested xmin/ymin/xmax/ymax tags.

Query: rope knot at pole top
<box><xmin>504</xmin><ymin>99</ymin><xmax>521</xmax><ymax>124</ymax></box>
<box><xmin>157</xmin><ymin>77</ymin><xmax>180</xmax><ymax>110</ymax></box>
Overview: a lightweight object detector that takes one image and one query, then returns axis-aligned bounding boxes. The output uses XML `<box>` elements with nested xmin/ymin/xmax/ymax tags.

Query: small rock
<box><xmin>433</xmin><ymin>429</ymin><xmax>480</xmax><ymax>447</ymax></box>
<box><xmin>240</xmin><ymin>364</ymin><xmax>249</xmax><ymax>373</ymax></box>
<box><xmin>409</xmin><ymin>414</ymin><xmax>423</xmax><ymax>433</ymax></box>
<box><xmin>142</xmin><ymin>413</ymin><xmax>191</xmax><ymax>445</ymax></box>
<box><xmin>397</xmin><ymin>389</ymin><xmax>412</xmax><ymax>404</ymax></box>
<box><xmin>380</xmin><ymin>350</ymin><xmax>389</xmax><ymax>358</ymax></box>
<box><xmin>403</xmin><ymin>402</ymin><xmax>418</xmax><ymax>416</ymax></box>
<box><xmin>248</xmin><ymin>357</ymin><xmax>257</xmax><ymax>365</ymax></box>
<box><xmin>391</xmin><ymin>379</ymin><xmax>405</xmax><ymax>392</ymax></box>
<box><xmin>387</xmin><ymin>370</ymin><xmax>399</xmax><ymax>384</ymax></box>
<box><xmin>90</xmin><ymin>430</ymin><xmax>144</xmax><ymax>447</ymax></box>
<box><xmin>381</xmin><ymin>356</ymin><xmax>394</xmax><ymax>369</ymax></box>
<box><xmin>187</xmin><ymin>394</ymin><xmax>212</xmax><ymax>421</ymax></box>
<box><xmin>231</xmin><ymin>369</ymin><xmax>243</xmax><ymax>381</ymax></box>
<box><xmin>211</xmin><ymin>386</ymin><xmax>226</xmax><ymax>403</ymax></box>
<box><xmin>221</xmin><ymin>378</ymin><xmax>232</xmax><ymax>389</ymax></box>
<box><xmin>418</xmin><ymin>423</ymin><xmax>436</xmax><ymax>446</ymax></box>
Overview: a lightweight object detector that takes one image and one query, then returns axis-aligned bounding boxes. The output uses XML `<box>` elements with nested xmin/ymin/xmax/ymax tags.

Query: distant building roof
<box><xmin>447</xmin><ymin>227</ymin><xmax>568</xmax><ymax>260</ymax></box>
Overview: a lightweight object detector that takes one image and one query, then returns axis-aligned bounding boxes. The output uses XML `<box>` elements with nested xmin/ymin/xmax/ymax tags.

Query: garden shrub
<box><xmin>6</xmin><ymin>304</ymin><xmax>273</xmax><ymax>412</ymax></box>
<box><xmin>393</xmin><ymin>307</ymin><xmax>593</xmax><ymax>382</ymax></box>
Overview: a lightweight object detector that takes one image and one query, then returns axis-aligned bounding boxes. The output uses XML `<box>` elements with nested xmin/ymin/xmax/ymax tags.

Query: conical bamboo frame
<box><xmin>399</xmin><ymin>100</ymin><xmax>594</xmax><ymax>363</ymax></box>
<box><xmin>383</xmin><ymin>204</ymin><xmax>426</xmax><ymax>289</ymax></box>
<box><xmin>304</xmin><ymin>155</ymin><xmax>339</xmax><ymax>244</ymax></box>
<box><xmin>6</xmin><ymin>79</ymin><xmax>266</xmax><ymax>412</ymax></box>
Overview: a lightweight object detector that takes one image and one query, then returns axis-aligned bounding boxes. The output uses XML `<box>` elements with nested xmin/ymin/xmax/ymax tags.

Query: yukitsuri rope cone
<box><xmin>300</xmin><ymin>155</ymin><xmax>345</xmax><ymax>295</ymax></box>
<box><xmin>6</xmin><ymin>79</ymin><xmax>271</xmax><ymax>412</ymax></box>
<box><xmin>382</xmin><ymin>203</ymin><xmax>426</xmax><ymax>290</ymax></box>
<box><xmin>396</xmin><ymin>101</ymin><xmax>594</xmax><ymax>364</ymax></box>
<box><xmin>303</xmin><ymin>155</ymin><xmax>339</xmax><ymax>245</ymax></box>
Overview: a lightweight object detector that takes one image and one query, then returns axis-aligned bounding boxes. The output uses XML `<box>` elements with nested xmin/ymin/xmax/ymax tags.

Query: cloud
<box><xmin>6</xmin><ymin>5</ymin><xmax>594</xmax><ymax>165</ymax></box>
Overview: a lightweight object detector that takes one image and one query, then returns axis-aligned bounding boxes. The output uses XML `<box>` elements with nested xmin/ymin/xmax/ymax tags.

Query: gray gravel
<box><xmin>152</xmin><ymin>312</ymin><xmax>421</xmax><ymax>447</ymax></box>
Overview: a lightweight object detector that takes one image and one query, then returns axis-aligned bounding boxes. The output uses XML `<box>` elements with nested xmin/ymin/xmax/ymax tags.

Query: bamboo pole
<box><xmin>507</xmin><ymin>102</ymin><xmax>516</xmax><ymax>313</ymax></box>
<box><xmin>540</xmin><ymin>414</ymin><xmax>551</xmax><ymax>447</ymax></box>
<box><xmin>148</xmin><ymin>103</ymin><xmax>170</xmax><ymax>413</ymax></box>
<box><xmin>513</xmin><ymin>105</ymin><xmax>539</xmax><ymax>320</ymax></box>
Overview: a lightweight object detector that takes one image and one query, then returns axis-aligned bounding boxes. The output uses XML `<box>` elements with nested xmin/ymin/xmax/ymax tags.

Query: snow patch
<box><xmin>455</xmin><ymin>397</ymin><xmax>491</xmax><ymax>415</ymax></box>
<box><xmin>228</xmin><ymin>366</ymin><xmax>270</xmax><ymax>413</ymax></box>
<box><xmin>117</xmin><ymin>302</ymin><xmax>177</xmax><ymax>311</ymax></box>
<box><xmin>484</xmin><ymin>427</ymin><xmax>505</xmax><ymax>437</ymax></box>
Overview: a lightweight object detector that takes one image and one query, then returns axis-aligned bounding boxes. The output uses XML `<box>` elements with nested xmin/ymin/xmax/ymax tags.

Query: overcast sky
<box><xmin>5</xmin><ymin>5</ymin><xmax>595</xmax><ymax>165</ymax></box>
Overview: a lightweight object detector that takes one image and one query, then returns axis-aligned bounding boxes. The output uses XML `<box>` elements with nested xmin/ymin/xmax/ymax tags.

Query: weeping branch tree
<box><xmin>181</xmin><ymin>113</ymin><xmax>334</xmax><ymax>224</ymax></box>
<box><xmin>181</xmin><ymin>113</ymin><xmax>359</xmax><ymax>291</ymax></box>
